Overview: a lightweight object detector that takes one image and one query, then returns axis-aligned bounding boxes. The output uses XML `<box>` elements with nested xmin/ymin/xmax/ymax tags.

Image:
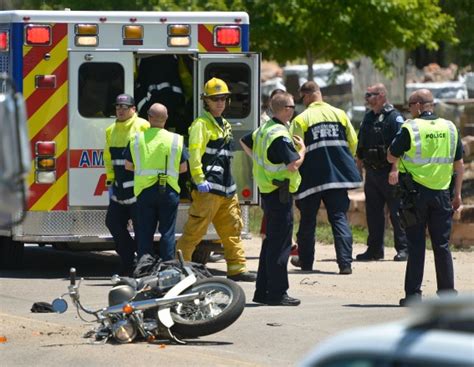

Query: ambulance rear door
<box><xmin>196</xmin><ymin>53</ymin><xmax>260</xmax><ymax>204</ymax></box>
<box><xmin>68</xmin><ymin>51</ymin><xmax>134</xmax><ymax>207</ymax></box>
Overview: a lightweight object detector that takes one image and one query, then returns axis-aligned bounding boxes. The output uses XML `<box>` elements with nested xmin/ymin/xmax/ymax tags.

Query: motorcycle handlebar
<box><xmin>70</xmin><ymin>267</ymin><xmax>76</xmax><ymax>286</ymax></box>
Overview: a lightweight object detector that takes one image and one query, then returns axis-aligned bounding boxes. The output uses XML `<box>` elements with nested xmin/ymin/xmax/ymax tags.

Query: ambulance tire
<box><xmin>0</xmin><ymin>236</ymin><xmax>24</xmax><ymax>269</ymax></box>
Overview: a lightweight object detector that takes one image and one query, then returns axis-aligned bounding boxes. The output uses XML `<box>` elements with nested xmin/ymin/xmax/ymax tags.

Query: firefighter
<box><xmin>176</xmin><ymin>78</ymin><xmax>256</xmax><ymax>282</ymax></box>
<box><xmin>124</xmin><ymin>103</ymin><xmax>188</xmax><ymax>261</ymax></box>
<box><xmin>387</xmin><ymin>89</ymin><xmax>464</xmax><ymax>306</ymax></box>
<box><xmin>104</xmin><ymin>94</ymin><xmax>150</xmax><ymax>275</ymax></box>
<box><xmin>240</xmin><ymin>92</ymin><xmax>305</xmax><ymax>305</ymax></box>
<box><xmin>356</xmin><ymin>83</ymin><xmax>408</xmax><ymax>262</ymax></box>
<box><xmin>290</xmin><ymin>81</ymin><xmax>362</xmax><ymax>274</ymax></box>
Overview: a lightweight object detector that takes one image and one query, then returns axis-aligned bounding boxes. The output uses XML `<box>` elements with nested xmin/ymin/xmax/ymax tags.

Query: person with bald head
<box><xmin>388</xmin><ymin>89</ymin><xmax>464</xmax><ymax>306</ymax></box>
<box><xmin>356</xmin><ymin>83</ymin><xmax>408</xmax><ymax>262</ymax></box>
<box><xmin>125</xmin><ymin>103</ymin><xmax>189</xmax><ymax>261</ymax></box>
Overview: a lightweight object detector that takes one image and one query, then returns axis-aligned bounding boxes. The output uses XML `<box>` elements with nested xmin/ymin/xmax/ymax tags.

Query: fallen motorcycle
<box><xmin>51</xmin><ymin>252</ymin><xmax>246</xmax><ymax>344</ymax></box>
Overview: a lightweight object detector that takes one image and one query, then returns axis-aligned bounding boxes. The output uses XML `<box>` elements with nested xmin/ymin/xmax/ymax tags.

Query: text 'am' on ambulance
<box><xmin>0</xmin><ymin>10</ymin><xmax>260</xmax><ymax>268</ymax></box>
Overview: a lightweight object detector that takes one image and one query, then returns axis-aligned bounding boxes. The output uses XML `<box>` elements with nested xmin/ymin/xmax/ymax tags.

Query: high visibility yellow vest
<box><xmin>130</xmin><ymin>128</ymin><xmax>183</xmax><ymax>196</ymax></box>
<box><xmin>252</xmin><ymin>119</ymin><xmax>301</xmax><ymax>194</ymax></box>
<box><xmin>400</xmin><ymin>118</ymin><xmax>457</xmax><ymax>190</ymax></box>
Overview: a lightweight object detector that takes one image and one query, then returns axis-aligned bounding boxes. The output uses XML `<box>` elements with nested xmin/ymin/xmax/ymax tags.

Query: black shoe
<box><xmin>252</xmin><ymin>296</ymin><xmax>267</xmax><ymax>304</ymax></box>
<box><xmin>393</xmin><ymin>251</ymin><xmax>408</xmax><ymax>262</ymax></box>
<box><xmin>266</xmin><ymin>294</ymin><xmax>301</xmax><ymax>306</ymax></box>
<box><xmin>339</xmin><ymin>266</ymin><xmax>352</xmax><ymax>275</ymax></box>
<box><xmin>356</xmin><ymin>250</ymin><xmax>384</xmax><ymax>261</ymax></box>
<box><xmin>228</xmin><ymin>271</ymin><xmax>257</xmax><ymax>282</ymax></box>
<box><xmin>399</xmin><ymin>294</ymin><xmax>422</xmax><ymax>307</ymax></box>
<box><xmin>118</xmin><ymin>265</ymin><xmax>135</xmax><ymax>277</ymax></box>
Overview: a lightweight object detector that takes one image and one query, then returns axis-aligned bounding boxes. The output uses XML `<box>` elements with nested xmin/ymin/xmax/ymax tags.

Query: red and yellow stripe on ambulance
<box><xmin>23</xmin><ymin>23</ymin><xmax>68</xmax><ymax>211</ymax></box>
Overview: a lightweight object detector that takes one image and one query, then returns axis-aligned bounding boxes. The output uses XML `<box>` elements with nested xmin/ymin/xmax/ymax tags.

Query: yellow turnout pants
<box><xmin>177</xmin><ymin>191</ymin><xmax>247</xmax><ymax>276</ymax></box>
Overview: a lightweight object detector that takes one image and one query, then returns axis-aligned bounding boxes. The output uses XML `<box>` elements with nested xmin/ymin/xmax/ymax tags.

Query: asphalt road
<box><xmin>1</xmin><ymin>240</ymin><xmax>473</xmax><ymax>366</ymax></box>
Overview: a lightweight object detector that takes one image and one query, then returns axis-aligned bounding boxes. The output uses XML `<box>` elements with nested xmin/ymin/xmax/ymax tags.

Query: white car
<box><xmin>300</xmin><ymin>294</ymin><xmax>474</xmax><ymax>367</ymax></box>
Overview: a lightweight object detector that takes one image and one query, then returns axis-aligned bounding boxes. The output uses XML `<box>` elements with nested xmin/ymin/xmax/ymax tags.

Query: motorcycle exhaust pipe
<box><xmin>103</xmin><ymin>291</ymin><xmax>201</xmax><ymax>316</ymax></box>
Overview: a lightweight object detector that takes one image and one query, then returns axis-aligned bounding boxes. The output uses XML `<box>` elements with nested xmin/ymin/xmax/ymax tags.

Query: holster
<box><xmin>272</xmin><ymin>178</ymin><xmax>290</xmax><ymax>204</ymax></box>
<box><xmin>398</xmin><ymin>173</ymin><xmax>420</xmax><ymax>228</ymax></box>
<box><xmin>398</xmin><ymin>199</ymin><xmax>420</xmax><ymax>229</ymax></box>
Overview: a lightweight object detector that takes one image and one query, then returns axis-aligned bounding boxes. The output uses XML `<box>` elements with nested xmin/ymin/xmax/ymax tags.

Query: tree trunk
<box><xmin>306</xmin><ymin>49</ymin><xmax>314</xmax><ymax>82</ymax></box>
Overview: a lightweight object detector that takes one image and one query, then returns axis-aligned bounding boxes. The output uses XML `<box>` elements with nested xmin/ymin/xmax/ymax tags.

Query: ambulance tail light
<box><xmin>35</xmin><ymin>141</ymin><xmax>56</xmax><ymax>184</ymax></box>
<box><xmin>35</xmin><ymin>75</ymin><xmax>56</xmax><ymax>89</ymax></box>
<box><xmin>25</xmin><ymin>24</ymin><xmax>52</xmax><ymax>46</ymax></box>
<box><xmin>74</xmin><ymin>23</ymin><xmax>98</xmax><ymax>47</ymax></box>
<box><xmin>123</xmin><ymin>25</ymin><xmax>143</xmax><ymax>45</ymax></box>
<box><xmin>167</xmin><ymin>24</ymin><xmax>190</xmax><ymax>47</ymax></box>
<box><xmin>0</xmin><ymin>31</ymin><xmax>9</xmax><ymax>51</ymax></box>
<box><xmin>214</xmin><ymin>26</ymin><xmax>241</xmax><ymax>47</ymax></box>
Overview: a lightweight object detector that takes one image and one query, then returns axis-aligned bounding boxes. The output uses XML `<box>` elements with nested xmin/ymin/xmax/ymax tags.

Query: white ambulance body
<box><xmin>0</xmin><ymin>10</ymin><xmax>259</xmax><ymax>267</ymax></box>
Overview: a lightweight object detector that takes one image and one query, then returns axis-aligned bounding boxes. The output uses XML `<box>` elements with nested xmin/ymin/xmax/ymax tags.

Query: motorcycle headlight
<box><xmin>111</xmin><ymin>319</ymin><xmax>137</xmax><ymax>343</ymax></box>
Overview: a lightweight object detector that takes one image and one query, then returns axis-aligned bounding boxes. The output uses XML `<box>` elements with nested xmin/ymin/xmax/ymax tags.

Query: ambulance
<box><xmin>0</xmin><ymin>10</ymin><xmax>260</xmax><ymax>268</ymax></box>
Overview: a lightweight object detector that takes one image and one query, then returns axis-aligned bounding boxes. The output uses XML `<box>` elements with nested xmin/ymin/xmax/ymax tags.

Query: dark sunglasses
<box><xmin>365</xmin><ymin>92</ymin><xmax>380</xmax><ymax>98</ymax></box>
<box><xmin>115</xmin><ymin>104</ymin><xmax>131</xmax><ymax>109</ymax></box>
<box><xmin>208</xmin><ymin>95</ymin><xmax>228</xmax><ymax>102</ymax></box>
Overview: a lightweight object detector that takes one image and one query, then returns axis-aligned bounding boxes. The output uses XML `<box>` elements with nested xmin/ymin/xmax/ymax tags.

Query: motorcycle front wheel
<box><xmin>170</xmin><ymin>277</ymin><xmax>245</xmax><ymax>338</ymax></box>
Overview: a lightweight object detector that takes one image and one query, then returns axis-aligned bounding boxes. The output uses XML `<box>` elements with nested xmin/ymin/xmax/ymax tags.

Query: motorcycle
<box><xmin>51</xmin><ymin>252</ymin><xmax>246</xmax><ymax>344</ymax></box>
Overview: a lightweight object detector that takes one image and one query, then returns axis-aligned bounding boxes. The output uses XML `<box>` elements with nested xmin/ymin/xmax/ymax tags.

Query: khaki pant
<box><xmin>177</xmin><ymin>191</ymin><xmax>247</xmax><ymax>276</ymax></box>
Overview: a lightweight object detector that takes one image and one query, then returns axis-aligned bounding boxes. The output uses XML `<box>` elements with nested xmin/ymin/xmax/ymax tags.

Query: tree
<box><xmin>441</xmin><ymin>0</ymin><xmax>474</xmax><ymax>68</ymax></box>
<box><xmin>17</xmin><ymin>0</ymin><xmax>458</xmax><ymax>78</ymax></box>
<box><xmin>244</xmin><ymin>0</ymin><xmax>457</xmax><ymax>79</ymax></box>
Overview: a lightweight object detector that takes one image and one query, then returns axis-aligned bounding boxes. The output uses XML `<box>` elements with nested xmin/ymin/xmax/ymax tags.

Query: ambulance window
<box><xmin>78</xmin><ymin>63</ymin><xmax>124</xmax><ymax>118</ymax></box>
<box><xmin>205</xmin><ymin>63</ymin><xmax>250</xmax><ymax>118</ymax></box>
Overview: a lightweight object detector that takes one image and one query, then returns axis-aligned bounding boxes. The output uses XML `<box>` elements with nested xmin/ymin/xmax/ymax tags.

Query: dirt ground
<box><xmin>237</xmin><ymin>237</ymin><xmax>474</xmax><ymax>303</ymax></box>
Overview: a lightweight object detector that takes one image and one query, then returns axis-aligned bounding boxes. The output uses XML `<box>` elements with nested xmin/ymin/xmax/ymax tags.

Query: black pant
<box><xmin>105</xmin><ymin>200</ymin><xmax>138</xmax><ymax>271</ymax></box>
<box><xmin>255</xmin><ymin>190</ymin><xmax>293</xmax><ymax>302</ymax></box>
<box><xmin>364</xmin><ymin>168</ymin><xmax>407</xmax><ymax>255</ymax></box>
<box><xmin>404</xmin><ymin>185</ymin><xmax>454</xmax><ymax>296</ymax></box>
<box><xmin>136</xmin><ymin>184</ymin><xmax>179</xmax><ymax>261</ymax></box>
<box><xmin>295</xmin><ymin>189</ymin><xmax>353</xmax><ymax>270</ymax></box>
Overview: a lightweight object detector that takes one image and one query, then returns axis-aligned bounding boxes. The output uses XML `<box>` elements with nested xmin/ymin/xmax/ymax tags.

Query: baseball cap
<box><xmin>114</xmin><ymin>93</ymin><xmax>135</xmax><ymax>106</ymax></box>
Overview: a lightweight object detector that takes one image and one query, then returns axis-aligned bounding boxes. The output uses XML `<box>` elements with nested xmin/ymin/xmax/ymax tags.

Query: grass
<box><xmin>247</xmin><ymin>205</ymin><xmax>469</xmax><ymax>252</ymax></box>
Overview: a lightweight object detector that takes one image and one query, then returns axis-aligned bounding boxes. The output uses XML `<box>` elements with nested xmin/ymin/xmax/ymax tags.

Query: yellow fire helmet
<box><xmin>202</xmin><ymin>77</ymin><xmax>231</xmax><ymax>98</ymax></box>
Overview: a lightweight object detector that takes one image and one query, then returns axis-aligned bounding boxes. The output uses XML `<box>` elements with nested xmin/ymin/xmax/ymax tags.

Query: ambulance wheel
<box><xmin>0</xmin><ymin>236</ymin><xmax>24</xmax><ymax>269</ymax></box>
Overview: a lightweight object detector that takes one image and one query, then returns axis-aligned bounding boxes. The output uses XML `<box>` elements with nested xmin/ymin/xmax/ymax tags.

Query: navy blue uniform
<box><xmin>241</xmin><ymin>120</ymin><xmax>300</xmax><ymax>302</ymax></box>
<box><xmin>390</xmin><ymin>111</ymin><xmax>463</xmax><ymax>299</ymax></box>
<box><xmin>124</xmin><ymin>144</ymin><xmax>188</xmax><ymax>260</ymax></box>
<box><xmin>356</xmin><ymin>104</ymin><xmax>408</xmax><ymax>258</ymax></box>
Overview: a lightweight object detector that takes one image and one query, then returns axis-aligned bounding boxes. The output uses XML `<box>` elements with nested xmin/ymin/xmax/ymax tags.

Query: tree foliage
<box><xmin>16</xmin><ymin>0</ymin><xmax>459</xmax><ymax>75</ymax></box>
<box><xmin>441</xmin><ymin>0</ymin><xmax>474</xmax><ymax>68</ymax></box>
<box><xmin>244</xmin><ymin>0</ymin><xmax>457</xmax><ymax>77</ymax></box>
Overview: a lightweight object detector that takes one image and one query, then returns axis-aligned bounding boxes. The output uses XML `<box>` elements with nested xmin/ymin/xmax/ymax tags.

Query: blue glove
<box><xmin>197</xmin><ymin>181</ymin><xmax>211</xmax><ymax>193</ymax></box>
<box><xmin>108</xmin><ymin>185</ymin><xmax>114</xmax><ymax>199</ymax></box>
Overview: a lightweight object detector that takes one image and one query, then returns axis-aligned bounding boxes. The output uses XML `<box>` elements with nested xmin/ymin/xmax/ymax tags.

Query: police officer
<box><xmin>104</xmin><ymin>94</ymin><xmax>150</xmax><ymax>275</ymax></box>
<box><xmin>124</xmin><ymin>103</ymin><xmax>189</xmax><ymax>261</ymax></box>
<box><xmin>387</xmin><ymin>89</ymin><xmax>464</xmax><ymax>306</ymax></box>
<box><xmin>356</xmin><ymin>83</ymin><xmax>408</xmax><ymax>262</ymax></box>
<box><xmin>176</xmin><ymin>78</ymin><xmax>256</xmax><ymax>282</ymax></box>
<box><xmin>290</xmin><ymin>81</ymin><xmax>362</xmax><ymax>274</ymax></box>
<box><xmin>240</xmin><ymin>92</ymin><xmax>305</xmax><ymax>305</ymax></box>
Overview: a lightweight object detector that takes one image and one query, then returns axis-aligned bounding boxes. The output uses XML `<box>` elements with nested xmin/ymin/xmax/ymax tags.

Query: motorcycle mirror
<box><xmin>52</xmin><ymin>298</ymin><xmax>68</xmax><ymax>313</ymax></box>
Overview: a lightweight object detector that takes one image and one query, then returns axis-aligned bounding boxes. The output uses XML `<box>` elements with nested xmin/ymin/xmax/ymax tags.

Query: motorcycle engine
<box><xmin>108</xmin><ymin>285</ymin><xmax>137</xmax><ymax>306</ymax></box>
<box><xmin>158</xmin><ymin>268</ymin><xmax>183</xmax><ymax>289</ymax></box>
